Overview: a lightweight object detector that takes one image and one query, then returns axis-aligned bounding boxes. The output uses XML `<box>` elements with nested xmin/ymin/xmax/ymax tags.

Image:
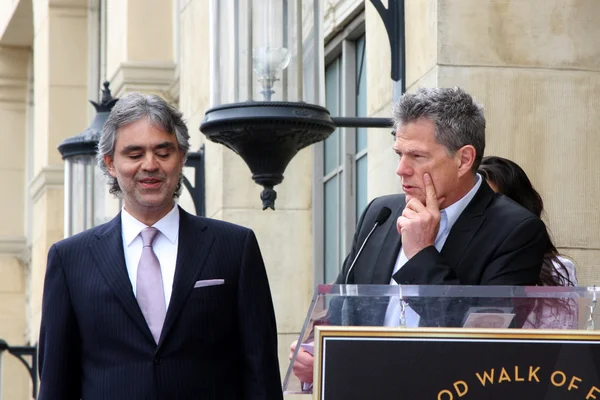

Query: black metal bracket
<box><xmin>0</xmin><ymin>340</ymin><xmax>38</xmax><ymax>399</ymax></box>
<box><xmin>370</xmin><ymin>0</ymin><xmax>406</xmax><ymax>91</ymax></box>
<box><xmin>332</xmin><ymin>117</ymin><xmax>396</xmax><ymax>139</ymax></box>
<box><xmin>331</xmin><ymin>116</ymin><xmax>393</xmax><ymax>128</ymax></box>
<box><xmin>183</xmin><ymin>144</ymin><xmax>205</xmax><ymax>216</ymax></box>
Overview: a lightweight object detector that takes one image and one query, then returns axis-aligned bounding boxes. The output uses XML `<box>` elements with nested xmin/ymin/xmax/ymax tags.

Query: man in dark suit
<box><xmin>290</xmin><ymin>87</ymin><xmax>547</xmax><ymax>384</ymax></box>
<box><xmin>339</xmin><ymin>179</ymin><xmax>547</xmax><ymax>287</ymax></box>
<box><xmin>340</xmin><ymin>87</ymin><xmax>546</xmax><ymax>287</ymax></box>
<box><xmin>38</xmin><ymin>93</ymin><xmax>283</xmax><ymax>400</ymax></box>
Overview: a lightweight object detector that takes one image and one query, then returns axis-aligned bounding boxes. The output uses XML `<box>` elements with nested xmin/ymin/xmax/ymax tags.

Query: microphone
<box><xmin>344</xmin><ymin>206</ymin><xmax>392</xmax><ymax>284</ymax></box>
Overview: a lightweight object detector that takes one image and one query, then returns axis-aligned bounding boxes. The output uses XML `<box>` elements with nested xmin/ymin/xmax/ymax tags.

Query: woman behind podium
<box><xmin>479</xmin><ymin>156</ymin><xmax>578</xmax><ymax>329</ymax></box>
<box><xmin>479</xmin><ymin>156</ymin><xmax>577</xmax><ymax>286</ymax></box>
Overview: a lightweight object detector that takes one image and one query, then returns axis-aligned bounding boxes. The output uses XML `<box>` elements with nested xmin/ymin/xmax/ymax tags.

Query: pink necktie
<box><xmin>136</xmin><ymin>227</ymin><xmax>166</xmax><ymax>344</ymax></box>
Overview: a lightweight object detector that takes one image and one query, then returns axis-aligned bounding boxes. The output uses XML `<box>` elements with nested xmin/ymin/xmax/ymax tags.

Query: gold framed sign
<box><xmin>314</xmin><ymin>327</ymin><xmax>600</xmax><ymax>400</ymax></box>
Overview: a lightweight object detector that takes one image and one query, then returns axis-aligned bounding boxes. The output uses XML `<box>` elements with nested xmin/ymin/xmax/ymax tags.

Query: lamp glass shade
<box><xmin>64</xmin><ymin>155</ymin><xmax>104</xmax><ymax>237</ymax></box>
<box><xmin>209</xmin><ymin>0</ymin><xmax>324</xmax><ymax>106</ymax></box>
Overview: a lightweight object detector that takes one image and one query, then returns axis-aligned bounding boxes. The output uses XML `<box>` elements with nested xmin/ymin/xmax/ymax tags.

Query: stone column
<box><xmin>0</xmin><ymin>43</ymin><xmax>30</xmax><ymax>400</ymax></box>
<box><xmin>29</xmin><ymin>0</ymin><xmax>89</xmax><ymax>345</ymax></box>
<box><xmin>106</xmin><ymin>0</ymin><xmax>177</xmax><ymax>101</ymax></box>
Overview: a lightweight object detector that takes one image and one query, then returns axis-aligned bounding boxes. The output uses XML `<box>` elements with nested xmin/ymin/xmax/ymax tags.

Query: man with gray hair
<box><xmin>39</xmin><ymin>92</ymin><xmax>283</xmax><ymax>399</ymax></box>
<box><xmin>339</xmin><ymin>86</ymin><xmax>547</xmax><ymax>286</ymax></box>
<box><xmin>290</xmin><ymin>87</ymin><xmax>548</xmax><ymax>385</ymax></box>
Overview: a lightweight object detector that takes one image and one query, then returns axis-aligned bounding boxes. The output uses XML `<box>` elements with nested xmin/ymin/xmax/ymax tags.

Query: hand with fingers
<box><xmin>397</xmin><ymin>173</ymin><xmax>445</xmax><ymax>259</ymax></box>
<box><xmin>289</xmin><ymin>340</ymin><xmax>314</xmax><ymax>384</ymax></box>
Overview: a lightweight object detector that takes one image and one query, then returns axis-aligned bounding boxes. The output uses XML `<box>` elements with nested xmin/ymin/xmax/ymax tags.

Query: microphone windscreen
<box><xmin>375</xmin><ymin>206</ymin><xmax>392</xmax><ymax>225</ymax></box>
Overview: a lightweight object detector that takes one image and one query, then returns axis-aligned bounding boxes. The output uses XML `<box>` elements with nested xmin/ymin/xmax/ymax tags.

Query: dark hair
<box><xmin>478</xmin><ymin>156</ymin><xmax>574</xmax><ymax>286</ymax></box>
<box><xmin>393</xmin><ymin>87</ymin><xmax>486</xmax><ymax>174</ymax></box>
<box><xmin>96</xmin><ymin>92</ymin><xmax>190</xmax><ymax>197</ymax></box>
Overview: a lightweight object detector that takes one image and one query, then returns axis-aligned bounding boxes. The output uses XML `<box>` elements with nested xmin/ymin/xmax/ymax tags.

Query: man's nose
<box><xmin>396</xmin><ymin>157</ymin><xmax>412</xmax><ymax>177</ymax></box>
<box><xmin>142</xmin><ymin>154</ymin><xmax>159</xmax><ymax>170</ymax></box>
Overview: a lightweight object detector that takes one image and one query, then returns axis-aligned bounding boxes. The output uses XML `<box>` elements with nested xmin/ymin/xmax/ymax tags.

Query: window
<box><xmin>314</xmin><ymin>17</ymin><xmax>367</xmax><ymax>284</ymax></box>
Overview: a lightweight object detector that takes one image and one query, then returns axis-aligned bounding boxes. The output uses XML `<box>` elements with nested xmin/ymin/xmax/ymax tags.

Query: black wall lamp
<box><xmin>200</xmin><ymin>0</ymin><xmax>404</xmax><ymax>210</ymax></box>
<box><xmin>182</xmin><ymin>145</ymin><xmax>206</xmax><ymax>216</ymax></box>
<box><xmin>58</xmin><ymin>81</ymin><xmax>118</xmax><ymax>236</ymax></box>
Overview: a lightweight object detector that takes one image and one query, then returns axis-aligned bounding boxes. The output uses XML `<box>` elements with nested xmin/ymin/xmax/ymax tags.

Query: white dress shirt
<box><xmin>121</xmin><ymin>204</ymin><xmax>180</xmax><ymax>308</ymax></box>
<box><xmin>384</xmin><ymin>174</ymin><xmax>483</xmax><ymax>326</ymax></box>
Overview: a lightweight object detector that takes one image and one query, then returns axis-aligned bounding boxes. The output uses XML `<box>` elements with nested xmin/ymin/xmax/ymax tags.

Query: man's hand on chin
<box><xmin>397</xmin><ymin>173</ymin><xmax>444</xmax><ymax>259</ymax></box>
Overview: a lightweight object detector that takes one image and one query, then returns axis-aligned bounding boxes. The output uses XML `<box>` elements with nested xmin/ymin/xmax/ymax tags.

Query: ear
<box><xmin>178</xmin><ymin>150</ymin><xmax>186</xmax><ymax>170</ymax></box>
<box><xmin>104</xmin><ymin>154</ymin><xmax>117</xmax><ymax>178</ymax></box>
<box><xmin>456</xmin><ymin>145</ymin><xmax>476</xmax><ymax>178</ymax></box>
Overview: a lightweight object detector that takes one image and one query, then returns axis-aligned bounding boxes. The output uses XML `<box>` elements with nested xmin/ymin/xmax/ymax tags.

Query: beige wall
<box><xmin>106</xmin><ymin>0</ymin><xmax>177</xmax><ymax>101</ymax></box>
<box><xmin>0</xmin><ymin>1</ymin><xmax>19</xmax><ymax>32</ymax></box>
<box><xmin>29</xmin><ymin>0</ymin><xmax>89</xmax><ymax>354</ymax></box>
<box><xmin>0</xmin><ymin>0</ymin><xmax>33</xmax><ymax>48</ymax></box>
<box><xmin>0</xmin><ymin>257</ymin><xmax>28</xmax><ymax>400</ymax></box>
<box><xmin>0</xmin><ymin>44</ymin><xmax>29</xmax><ymax>400</ymax></box>
<box><xmin>438</xmin><ymin>0</ymin><xmax>600</xmax><ymax>285</ymax></box>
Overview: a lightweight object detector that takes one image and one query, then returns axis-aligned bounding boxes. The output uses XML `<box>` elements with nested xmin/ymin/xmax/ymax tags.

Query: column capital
<box><xmin>109</xmin><ymin>61</ymin><xmax>178</xmax><ymax>102</ymax></box>
<box><xmin>30</xmin><ymin>165</ymin><xmax>64</xmax><ymax>204</ymax></box>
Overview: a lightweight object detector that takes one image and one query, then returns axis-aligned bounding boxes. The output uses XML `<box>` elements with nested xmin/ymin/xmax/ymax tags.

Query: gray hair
<box><xmin>392</xmin><ymin>87</ymin><xmax>485</xmax><ymax>173</ymax></box>
<box><xmin>96</xmin><ymin>92</ymin><xmax>191</xmax><ymax>197</ymax></box>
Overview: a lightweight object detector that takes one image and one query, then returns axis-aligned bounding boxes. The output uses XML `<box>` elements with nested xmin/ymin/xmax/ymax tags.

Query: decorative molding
<box><xmin>0</xmin><ymin>77</ymin><xmax>28</xmax><ymax>87</ymax></box>
<box><xmin>167</xmin><ymin>65</ymin><xmax>180</xmax><ymax>105</ymax></box>
<box><xmin>48</xmin><ymin>3</ymin><xmax>88</xmax><ymax>18</ymax></box>
<box><xmin>109</xmin><ymin>62</ymin><xmax>178</xmax><ymax>103</ymax></box>
<box><xmin>0</xmin><ymin>0</ymin><xmax>33</xmax><ymax>47</ymax></box>
<box><xmin>0</xmin><ymin>76</ymin><xmax>28</xmax><ymax>105</ymax></box>
<box><xmin>29</xmin><ymin>165</ymin><xmax>64</xmax><ymax>203</ymax></box>
<box><xmin>18</xmin><ymin>244</ymin><xmax>31</xmax><ymax>267</ymax></box>
<box><xmin>0</xmin><ymin>235</ymin><xmax>27</xmax><ymax>256</ymax></box>
<box><xmin>324</xmin><ymin>0</ymin><xmax>364</xmax><ymax>41</ymax></box>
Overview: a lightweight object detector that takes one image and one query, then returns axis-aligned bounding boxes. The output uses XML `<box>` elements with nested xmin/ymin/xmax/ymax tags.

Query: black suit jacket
<box><xmin>336</xmin><ymin>181</ymin><xmax>547</xmax><ymax>286</ymax></box>
<box><xmin>38</xmin><ymin>207</ymin><xmax>283</xmax><ymax>400</ymax></box>
<box><xmin>332</xmin><ymin>182</ymin><xmax>548</xmax><ymax>327</ymax></box>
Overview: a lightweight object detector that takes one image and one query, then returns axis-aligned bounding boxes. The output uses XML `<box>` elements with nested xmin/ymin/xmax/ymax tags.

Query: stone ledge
<box><xmin>324</xmin><ymin>0</ymin><xmax>364</xmax><ymax>41</ymax></box>
<box><xmin>0</xmin><ymin>0</ymin><xmax>33</xmax><ymax>47</ymax></box>
<box><xmin>0</xmin><ymin>77</ymin><xmax>28</xmax><ymax>104</ymax></box>
<box><xmin>109</xmin><ymin>62</ymin><xmax>178</xmax><ymax>102</ymax></box>
<box><xmin>0</xmin><ymin>236</ymin><xmax>27</xmax><ymax>256</ymax></box>
<box><xmin>29</xmin><ymin>165</ymin><xmax>64</xmax><ymax>203</ymax></box>
<box><xmin>0</xmin><ymin>235</ymin><xmax>30</xmax><ymax>271</ymax></box>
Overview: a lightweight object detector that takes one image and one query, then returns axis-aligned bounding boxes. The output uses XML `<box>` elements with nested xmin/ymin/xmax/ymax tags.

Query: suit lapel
<box><xmin>369</xmin><ymin>198</ymin><xmax>405</xmax><ymax>284</ymax></box>
<box><xmin>441</xmin><ymin>182</ymin><xmax>494</xmax><ymax>268</ymax></box>
<box><xmin>158</xmin><ymin>207</ymin><xmax>215</xmax><ymax>347</ymax></box>
<box><xmin>89</xmin><ymin>214</ymin><xmax>154</xmax><ymax>343</ymax></box>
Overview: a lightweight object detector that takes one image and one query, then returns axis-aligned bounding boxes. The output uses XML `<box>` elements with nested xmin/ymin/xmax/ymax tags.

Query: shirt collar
<box><xmin>441</xmin><ymin>173</ymin><xmax>482</xmax><ymax>232</ymax></box>
<box><xmin>121</xmin><ymin>203</ymin><xmax>180</xmax><ymax>246</ymax></box>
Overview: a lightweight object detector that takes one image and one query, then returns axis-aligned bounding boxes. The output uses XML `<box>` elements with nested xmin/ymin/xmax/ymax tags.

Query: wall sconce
<box><xmin>58</xmin><ymin>82</ymin><xmax>118</xmax><ymax>236</ymax></box>
<box><xmin>200</xmin><ymin>0</ymin><xmax>335</xmax><ymax>210</ymax></box>
<box><xmin>200</xmin><ymin>1</ymin><xmax>405</xmax><ymax>210</ymax></box>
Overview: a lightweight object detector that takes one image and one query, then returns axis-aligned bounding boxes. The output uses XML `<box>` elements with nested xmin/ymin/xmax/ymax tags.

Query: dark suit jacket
<box><xmin>336</xmin><ymin>181</ymin><xmax>547</xmax><ymax>286</ymax></box>
<box><xmin>38</xmin><ymin>207</ymin><xmax>283</xmax><ymax>400</ymax></box>
<box><xmin>331</xmin><ymin>182</ymin><xmax>548</xmax><ymax>327</ymax></box>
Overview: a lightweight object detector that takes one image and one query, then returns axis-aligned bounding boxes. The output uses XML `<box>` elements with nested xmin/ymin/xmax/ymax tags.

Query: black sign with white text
<box><xmin>316</xmin><ymin>328</ymin><xmax>600</xmax><ymax>400</ymax></box>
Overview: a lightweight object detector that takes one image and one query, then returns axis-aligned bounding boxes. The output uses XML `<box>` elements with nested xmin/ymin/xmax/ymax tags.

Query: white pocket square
<box><xmin>194</xmin><ymin>279</ymin><xmax>225</xmax><ymax>288</ymax></box>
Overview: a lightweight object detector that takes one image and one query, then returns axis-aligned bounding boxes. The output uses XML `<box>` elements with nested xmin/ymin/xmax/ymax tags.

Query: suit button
<box><xmin>153</xmin><ymin>357</ymin><xmax>162</xmax><ymax>365</ymax></box>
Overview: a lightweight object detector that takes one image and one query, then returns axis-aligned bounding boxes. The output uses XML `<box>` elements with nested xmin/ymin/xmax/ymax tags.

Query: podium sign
<box><xmin>314</xmin><ymin>327</ymin><xmax>600</xmax><ymax>400</ymax></box>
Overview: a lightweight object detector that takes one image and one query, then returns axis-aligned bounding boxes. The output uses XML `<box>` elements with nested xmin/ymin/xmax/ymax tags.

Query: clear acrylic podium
<box><xmin>283</xmin><ymin>284</ymin><xmax>599</xmax><ymax>396</ymax></box>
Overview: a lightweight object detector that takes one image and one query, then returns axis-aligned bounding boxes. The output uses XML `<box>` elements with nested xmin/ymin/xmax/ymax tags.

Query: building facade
<box><xmin>0</xmin><ymin>0</ymin><xmax>599</xmax><ymax>398</ymax></box>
